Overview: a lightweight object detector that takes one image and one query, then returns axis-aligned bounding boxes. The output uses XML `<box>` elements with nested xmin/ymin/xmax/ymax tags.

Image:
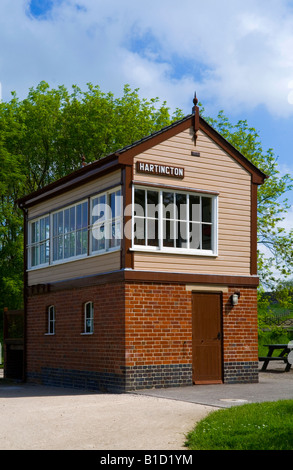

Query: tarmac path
<box><xmin>0</xmin><ymin>364</ymin><xmax>292</xmax><ymax>450</ymax></box>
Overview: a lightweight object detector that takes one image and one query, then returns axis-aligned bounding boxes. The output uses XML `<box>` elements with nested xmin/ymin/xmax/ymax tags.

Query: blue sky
<box><xmin>1</xmin><ymin>0</ymin><xmax>293</xmax><ymax>225</ymax></box>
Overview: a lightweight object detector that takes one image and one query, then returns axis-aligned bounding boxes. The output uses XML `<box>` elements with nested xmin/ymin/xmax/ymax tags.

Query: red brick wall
<box><xmin>125</xmin><ymin>283</ymin><xmax>192</xmax><ymax>368</ymax></box>
<box><xmin>25</xmin><ymin>281</ymin><xmax>259</xmax><ymax>389</ymax></box>
<box><xmin>223</xmin><ymin>287</ymin><xmax>259</xmax><ymax>363</ymax></box>
<box><xmin>125</xmin><ymin>283</ymin><xmax>258</xmax><ymax>367</ymax></box>
<box><xmin>26</xmin><ymin>283</ymin><xmax>125</xmax><ymax>384</ymax></box>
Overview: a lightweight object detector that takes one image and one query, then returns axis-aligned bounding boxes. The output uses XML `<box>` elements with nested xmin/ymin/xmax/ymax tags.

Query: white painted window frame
<box><xmin>131</xmin><ymin>185</ymin><xmax>218</xmax><ymax>257</ymax></box>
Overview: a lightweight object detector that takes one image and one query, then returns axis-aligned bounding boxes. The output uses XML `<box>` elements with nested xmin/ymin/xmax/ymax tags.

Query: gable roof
<box><xmin>17</xmin><ymin>112</ymin><xmax>267</xmax><ymax>209</ymax></box>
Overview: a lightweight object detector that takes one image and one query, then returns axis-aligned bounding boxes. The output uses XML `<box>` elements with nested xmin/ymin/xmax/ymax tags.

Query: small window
<box><xmin>84</xmin><ymin>302</ymin><xmax>94</xmax><ymax>334</ymax></box>
<box><xmin>47</xmin><ymin>305</ymin><xmax>55</xmax><ymax>335</ymax></box>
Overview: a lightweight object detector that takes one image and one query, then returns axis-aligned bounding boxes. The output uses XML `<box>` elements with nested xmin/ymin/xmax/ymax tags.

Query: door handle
<box><xmin>216</xmin><ymin>332</ymin><xmax>221</xmax><ymax>340</ymax></box>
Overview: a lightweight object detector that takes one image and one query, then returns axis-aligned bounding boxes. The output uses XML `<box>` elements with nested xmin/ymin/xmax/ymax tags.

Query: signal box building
<box><xmin>18</xmin><ymin>100</ymin><xmax>267</xmax><ymax>392</ymax></box>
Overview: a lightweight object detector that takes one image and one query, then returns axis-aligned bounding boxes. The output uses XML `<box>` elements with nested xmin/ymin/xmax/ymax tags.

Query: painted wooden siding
<box><xmin>28</xmin><ymin>250</ymin><xmax>121</xmax><ymax>286</ymax></box>
<box><xmin>133</xmin><ymin>128</ymin><xmax>252</xmax><ymax>275</ymax></box>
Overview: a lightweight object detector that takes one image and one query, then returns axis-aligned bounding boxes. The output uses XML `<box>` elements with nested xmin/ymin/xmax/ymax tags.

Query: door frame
<box><xmin>191</xmin><ymin>291</ymin><xmax>223</xmax><ymax>385</ymax></box>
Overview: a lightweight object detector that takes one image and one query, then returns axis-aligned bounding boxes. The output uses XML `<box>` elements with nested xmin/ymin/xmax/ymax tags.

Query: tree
<box><xmin>0</xmin><ymin>82</ymin><xmax>184</xmax><ymax>311</ymax></box>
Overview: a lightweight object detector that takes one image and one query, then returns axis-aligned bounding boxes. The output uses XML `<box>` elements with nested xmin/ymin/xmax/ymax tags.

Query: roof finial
<box><xmin>192</xmin><ymin>92</ymin><xmax>199</xmax><ymax>139</ymax></box>
<box><xmin>192</xmin><ymin>92</ymin><xmax>198</xmax><ymax>114</ymax></box>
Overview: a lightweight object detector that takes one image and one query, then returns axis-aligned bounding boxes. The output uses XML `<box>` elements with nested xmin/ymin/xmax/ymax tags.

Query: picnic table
<box><xmin>259</xmin><ymin>344</ymin><xmax>291</xmax><ymax>372</ymax></box>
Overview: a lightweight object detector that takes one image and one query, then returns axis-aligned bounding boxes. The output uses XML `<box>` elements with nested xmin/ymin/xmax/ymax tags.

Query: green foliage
<box><xmin>0</xmin><ymin>82</ymin><xmax>184</xmax><ymax>311</ymax></box>
<box><xmin>185</xmin><ymin>400</ymin><xmax>293</xmax><ymax>450</ymax></box>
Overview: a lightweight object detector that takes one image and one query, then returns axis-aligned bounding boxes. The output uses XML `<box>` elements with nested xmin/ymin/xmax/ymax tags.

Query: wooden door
<box><xmin>192</xmin><ymin>293</ymin><xmax>223</xmax><ymax>384</ymax></box>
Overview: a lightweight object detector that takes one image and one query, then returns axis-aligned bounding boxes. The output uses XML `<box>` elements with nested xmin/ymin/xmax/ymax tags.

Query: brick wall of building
<box><xmin>26</xmin><ymin>282</ymin><xmax>126</xmax><ymax>392</ymax></box>
<box><xmin>25</xmin><ymin>281</ymin><xmax>259</xmax><ymax>392</ymax></box>
<box><xmin>124</xmin><ymin>283</ymin><xmax>259</xmax><ymax>389</ymax></box>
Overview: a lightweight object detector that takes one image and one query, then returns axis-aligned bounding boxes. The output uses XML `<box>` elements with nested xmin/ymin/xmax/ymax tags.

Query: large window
<box><xmin>133</xmin><ymin>187</ymin><xmax>217</xmax><ymax>254</ymax></box>
<box><xmin>28</xmin><ymin>187</ymin><xmax>122</xmax><ymax>269</ymax></box>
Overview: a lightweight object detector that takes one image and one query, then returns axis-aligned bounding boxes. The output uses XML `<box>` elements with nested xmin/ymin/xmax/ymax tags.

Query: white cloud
<box><xmin>1</xmin><ymin>0</ymin><xmax>293</xmax><ymax>118</ymax></box>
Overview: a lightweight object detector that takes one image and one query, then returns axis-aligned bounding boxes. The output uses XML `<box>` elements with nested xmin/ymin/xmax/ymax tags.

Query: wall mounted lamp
<box><xmin>231</xmin><ymin>292</ymin><xmax>240</xmax><ymax>306</ymax></box>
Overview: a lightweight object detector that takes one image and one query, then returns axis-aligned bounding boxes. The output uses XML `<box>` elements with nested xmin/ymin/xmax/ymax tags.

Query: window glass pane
<box><xmin>163</xmin><ymin>192</ymin><xmax>174</xmax><ymax>219</ymax></box>
<box><xmin>64</xmin><ymin>208</ymin><xmax>70</xmax><ymax>234</ymax></box>
<box><xmin>45</xmin><ymin>217</ymin><xmax>50</xmax><ymax>239</ymax></box>
<box><xmin>31</xmin><ymin>246</ymin><xmax>38</xmax><ymax>267</ymax></box>
<box><xmin>58</xmin><ymin>212</ymin><xmax>63</xmax><ymax>234</ymax></box>
<box><xmin>92</xmin><ymin>195</ymin><xmax>106</xmax><ymax>223</ymax></box>
<box><xmin>82</xmin><ymin>202</ymin><xmax>88</xmax><ymax>228</ymax></box>
<box><xmin>82</xmin><ymin>228</ymin><xmax>88</xmax><ymax>254</ymax></box>
<box><xmin>53</xmin><ymin>236</ymin><xmax>58</xmax><ymax>261</ymax></box>
<box><xmin>189</xmin><ymin>223</ymin><xmax>200</xmax><ymax>249</ymax></box>
<box><xmin>163</xmin><ymin>219</ymin><xmax>175</xmax><ymax>247</ymax></box>
<box><xmin>40</xmin><ymin>242</ymin><xmax>46</xmax><ymax>264</ymax></box>
<box><xmin>189</xmin><ymin>195</ymin><xmax>200</xmax><ymax>222</ymax></box>
<box><xmin>109</xmin><ymin>221</ymin><xmax>121</xmax><ymax>248</ymax></box>
<box><xmin>48</xmin><ymin>306</ymin><xmax>55</xmax><ymax>334</ymax></box>
<box><xmin>134</xmin><ymin>217</ymin><xmax>145</xmax><ymax>245</ymax></box>
<box><xmin>176</xmin><ymin>220</ymin><xmax>188</xmax><ymax>248</ymax></box>
<box><xmin>76</xmin><ymin>230</ymin><xmax>82</xmax><ymax>255</ymax></box>
<box><xmin>76</xmin><ymin>204</ymin><xmax>82</xmax><ymax>229</ymax></box>
<box><xmin>31</xmin><ymin>221</ymin><xmax>38</xmax><ymax>243</ymax></box>
<box><xmin>202</xmin><ymin>224</ymin><xmax>212</xmax><ymax>250</ymax></box>
<box><xmin>40</xmin><ymin>218</ymin><xmax>46</xmax><ymax>241</ymax></box>
<box><xmin>109</xmin><ymin>192</ymin><xmax>116</xmax><ymax>219</ymax></box>
<box><xmin>202</xmin><ymin>197</ymin><xmax>212</xmax><ymax>223</ymax></box>
<box><xmin>115</xmin><ymin>190</ymin><xmax>122</xmax><ymax>218</ymax></box>
<box><xmin>64</xmin><ymin>233</ymin><xmax>70</xmax><ymax>258</ymax></box>
<box><xmin>147</xmin><ymin>190</ymin><xmax>159</xmax><ymax>219</ymax></box>
<box><xmin>70</xmin><ymin>207</ymin><xmax>75</xmax><ymax>232</ymax></box>
<box><xmin>45</xmin><ymin>239</ymin><xmax>50</xmax><ymax>263</ymax></box>
<box><xmin>69</xmin><ymin>232</ymin><xmax>75</xmax><ymax>257</ymax></box>
<box><xmin>176</xmin><ymin>193</ymin><xmax>187</xmax><ymax>220</ymax></box>
<box><xmin>85</xmin><ymin>302</ymin><xmax>93</xmax><ymax>333</ymax></box>
<box><xmin>53</xmin><ymin>213</ymin><xmax>58</xmax><ymax>237</ymax></box>
<box><xmin>91</xmin><ymin>223</ymin><xmax>105</xmax><ymax>252</ymax></box>
<box><xmin>135</xmin><ymin>189</ymin><xmax>145</xmax><ymax>215</ymax></box>
<box><xmin>147</xmin><ymin>218</ymin><xmax>159</xmax><ymax>246</ymax></box>
<box><xmin>56</xmin><ymin>236</ymin><xmax>63</xmax><ymax>260</ymax></box>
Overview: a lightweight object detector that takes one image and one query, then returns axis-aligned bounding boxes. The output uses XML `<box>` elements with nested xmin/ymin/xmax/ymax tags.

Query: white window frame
<box><xmin>46</xmin><ymin>305</ymin><xmax>55</xmax><ymax>335</ymax></box>
<box><xmin>27</xmin><ymin>186</ymin><xmax>122</xmax><ymax>271</ymax></box>
<box><xmin>90</xmin><ymin>187</ymin><xmax>122</xmax><ymax>255</ymax></box>
<box><xmin>28</xmin><ymin>214</ymin><xmax>50</xmax><ymax>269</ymax></box>
<box><xmin>131</xmin><ymin>186</ymin><xmax>218</xmax><ymax>256</ymax></box>
<box><xmin>82</xmin><ymin>301</ymin><xmax>94</xmax><ymax>335</ymax></box>
<box><xmin>51</xmin><ymin>199</ymin><xmax>89</xmax><ymax>265</ymax></box>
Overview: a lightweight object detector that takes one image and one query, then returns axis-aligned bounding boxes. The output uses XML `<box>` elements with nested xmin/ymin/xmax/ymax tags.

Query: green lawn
<box><xmin>185</xmin><ymin>400</ymin><xmax>293</xmax><ymax>450</ymax></box>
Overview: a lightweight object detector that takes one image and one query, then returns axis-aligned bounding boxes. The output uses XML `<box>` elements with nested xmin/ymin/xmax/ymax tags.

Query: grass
<box><xmin>258</xmin><ymin>328</ymin><xmax>293</xmax><ymax>357</ymax></box>
<box><xmin>185</xmin><ymin>400</ymin><xmax>293</xmax><ymax>450</ymax></box>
